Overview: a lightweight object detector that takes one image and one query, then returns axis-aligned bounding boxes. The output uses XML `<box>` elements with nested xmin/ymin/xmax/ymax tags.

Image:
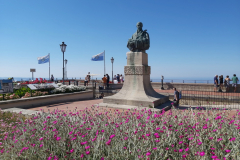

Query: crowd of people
<box><xmin>113</xmin><ymin>74</ymin><xmax>124</xmax><ymax>84</ymax></box>
<box><xmin>214</xmin><ymin>74</ymin><xmax>239</xmax><ymax>92</ymax></box>
<box><xmin>101</xmin><ymin>74</ymin><xmax>124</xmax><ymax>89</ymax></box>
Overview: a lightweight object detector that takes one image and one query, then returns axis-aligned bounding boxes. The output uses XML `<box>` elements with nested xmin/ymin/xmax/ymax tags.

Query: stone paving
<box><xmin>27</xmin><ymin>99</ymin><xmax>104</xmax><ymax>112</ymax></box>
<box><xmin>25</xmin><ymin>98</ymin><xmax>238</xmax><ymax>119</ymax></box>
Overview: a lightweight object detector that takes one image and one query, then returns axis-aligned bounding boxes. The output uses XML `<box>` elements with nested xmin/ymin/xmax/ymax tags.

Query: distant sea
<box><xmin>0</xmin><ymin>77</ymin><xmax>215</xmax><ymax>84</ymax></box>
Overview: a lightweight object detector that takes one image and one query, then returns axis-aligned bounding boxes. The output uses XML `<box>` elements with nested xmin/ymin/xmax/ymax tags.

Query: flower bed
<box><xmin>0</xmin><ymin>84</ymin><xmax>86</xmax><ymax>101</ymax></box>
<box><xmin>20</xmin><ymin>78</ymin><xmax>48</xmax><ymax>85</ymax></box>
<box><xmin>0</xmin><ymin>106</ymin><xmax>239</xmax><ymax>159</ymax></box>
<box><xmin>51</xmin><ymin>83</ymin><xmax>86</xmax><ymax>94</ymax></box>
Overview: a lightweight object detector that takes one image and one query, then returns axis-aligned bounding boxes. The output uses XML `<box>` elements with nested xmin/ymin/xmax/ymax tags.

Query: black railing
<box><xmin>159</xmin><ymin>90</ymin><xmax>240</xmax><ymax>109</ymax></box>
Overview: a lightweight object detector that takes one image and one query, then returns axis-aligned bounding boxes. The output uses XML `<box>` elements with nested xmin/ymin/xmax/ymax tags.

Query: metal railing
<box><xmin>158</xmin><ymin>89</ymin><xmax>240</xmax><ymax>109</ymax></box>
<box><xmin>151</xmin><ymin>79</ymin><xmax>214</xmax><ymax>84</ymax></box>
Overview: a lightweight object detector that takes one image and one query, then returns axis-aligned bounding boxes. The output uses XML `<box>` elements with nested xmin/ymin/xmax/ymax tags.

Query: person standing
<box><xmin>117</xmin><ymin>74</ymin><xmax>120</xmax><ymax>83</ymax></box>
<box><xmin>51</xmin><ymin>74</ymin><xmax>54</xmax><ymax>82</ymax></box>
<box><xmin>120</xmin><ymin>74</ymin><xmax>123</xmax><ymax>83</ymax></box>
<box><xmin>224</xmin><ymin>75</ymin><xmax>230</xmax><ymax>92</ymax></box>
<box><xmin>87</xmin><ymin>72</ymin><xmax>91</xmax><ymax>84</ymax></box>
<box><xmin>106</xmin><ymin>74</ymin><xmax>110</xmax><ymax>88</ymax></box>
<box><xmin>231</xmin><ymin>74</ymin><xmax>239</xmax><ymax>93</ymax></box>
<box><xmin>214</xmin><ymin>75</ymin><xmax>218</xmax><ymax>92</ymax></box>
<box><xmin>219</xmin><ymin>75</ymin><xmax>223</xmax><ymax>92</ymax></box>
<box><xmin>173</xmin><ymin>88</ymin><xmax>179</xmax><ymax>107</ymax></box>
<box><xmin>84</xmin><ymin>75</ymin><xmax>89</xmax><ymax>86</ymax></box>
<box><xmin>102</xmin><ymin>75</ymin><xmax>107</xmax><ymax>89</ymax></box>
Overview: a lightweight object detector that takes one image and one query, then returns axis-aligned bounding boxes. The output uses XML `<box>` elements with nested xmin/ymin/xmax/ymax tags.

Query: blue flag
<box><xmin>38</xmin><ymin>54</ymin><xmax>49</xmax><ymax>64</ymax></box>
<box><xmin>91</xmin><ymin>51</ymin><xmax>104</xmax><ymax>61</ymax></box>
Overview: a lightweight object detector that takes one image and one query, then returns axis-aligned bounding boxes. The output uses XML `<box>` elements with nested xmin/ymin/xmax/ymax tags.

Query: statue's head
<box><xmin>136</xmin><ymin>22</ymin><xmax>143</xmax><ymax>30</ymax></box>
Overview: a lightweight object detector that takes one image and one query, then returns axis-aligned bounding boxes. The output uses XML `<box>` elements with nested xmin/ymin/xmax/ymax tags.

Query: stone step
<box><xmin>94</xmin><ymin>100</ymin><xmax>173</xmax><ymax>112</ymax></box>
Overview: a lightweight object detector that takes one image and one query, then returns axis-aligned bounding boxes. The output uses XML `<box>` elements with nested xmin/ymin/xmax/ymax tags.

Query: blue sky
<box><xmin>0</xmin><ymin>0</ymin><xmax>239</xmax><ymax>80</ymax></box>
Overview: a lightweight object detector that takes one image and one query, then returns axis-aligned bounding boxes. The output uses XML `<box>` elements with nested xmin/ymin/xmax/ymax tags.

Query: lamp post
<box><xmin>60</xmin><ymin>42</ymin><xmax>67</xmax><ymax>84</ymax></box>
<box><xmin>161</xmin><ymin>75</ymin><xmax>164</xmax><ymax>90</ymax></box>
<box><xmin>64</xmin><ymin>59</ymin><xmax>68</xmax><ymax>79</ymax></box>
<box><xmin>111</xmin><ymin>57</ymin><xmax>114</xmax><ymax>83</ymax></box>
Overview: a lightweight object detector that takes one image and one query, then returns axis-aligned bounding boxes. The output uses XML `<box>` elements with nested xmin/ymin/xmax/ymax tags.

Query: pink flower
<box><xmin>56</xmin><ymin>137</ymin><xmax>61</xmax><ymax>141</ymax></box>
<box><xmin>230</xmin><ymin>137</ymin><xmax>236</xmax><ymax>141</ymax></box>
<box><xmin>40</xmin><ymin>144</ymin><xmax>43</xmax><ymax>147</ymax></box>
<box><xmin>80</xmin><ymin>154</ymin><xmax>84</xmax><ymax>158</ymax></box>
<box><xmin>124</xmin><ymin>137</ymin><xmax>128</xmax><ymax>140</ymax></box>
<box><xmin>210</xmin><ymin>148</ymin><xmax>215</xmax><ymax>150</ymax></box>
<box><xmin>182</xmin><ymin>155</ymin><xmax>187</xmax><ymax>158</ymax></box>
<box><xmin>179</xmin><ymin>149</ymin><xmax>183</xmax><ymax>152</ymax></box>
<box><xmin>110</xmin><ymin>134</ymin><xmax>115</xmax><ymax>139</ymax></box>
<box><xmin>69</xmin><ymin>131</ymin><xmax>73</xmax><ymax>135</ymax></box>
<box><xmin>100</xmin><ymin>158</ymin><xmax>104</xmax><ymax>160</ymax></box>
<box><xmin>70</xmin><ymin>149</ymin><xmax>74</xmax><ymax>153</ymax></box>
<box><xmin>166</xmin><ymin>147</ymin><xmax>169</xmax><ymax>150</ymax></box>
<box><xmin>106</xmin><ymin>139</ymin><xmax>111</xmax><ymax>145</ymax></box>
<box><xmin>123</xmin><ymin>147</ymin><xmax>127</xmax><ymax>149</ymax></box>
<box><xmin>39</xmin><ymin>137</ymin><xmax>44</xmax><ymax>141</ymax></box>
<box><xmin>179</xmin><ymin>141</ymin><xmax>183</xmax><ymax>144</ymax></box>
<box><xmin>225</xmin><ymin>150</ymin><xmax>231</xmax><ymax>153</ymax></box>
<box><xmin>198</xmin><ymin>142</ymin><xmax>202</xmax><ymax>145</ymax></box>
<box><xmin>101</xmin><ymin>130</ymin><xmax>105</xmax><ymax>132</ymax></box>
<box><xmin>85</xmin><ymin>146</ymin><xmax>90</xmax><ymax>149</ymax></box>
<box><xmin>199</xmin><ymin>152</ymin><xmax>205</xmax><ymax>156</ymax></box>
<box><xmin>86</xmin><ymin>151</ymin><xmax>90</xmax><ymax>155</ymax></box>
<box><xmin>185</xmin><ymin>148</ymin><xmax>189</xmax><ymax>151</ymax></box>
<box><xmin>217</xmin><ymin>138</ymin><xmax>223</xmax><ymax>142</ymax></box>
<box><xmin>152</xmin><ymin>147</ymin><xmax>157</xmax><ymax>150</ymax></box>
<box><xmin>212</xmin><ymin>156</ymin><xmax>218</xmax><ymax>159</ymax></box>
<box><xmin>188</xmin><ymin>137</ymin><xmax>193</xmax><ymax>140</ymax></box>
<box><xmin>47</xmin><ymin>157</ymin><xmax>52</xmax><ymax>160</ymax></box>
<box><xmin>80</xmin><ymin>141</ymin><xmax>87</xmax><ymax>145</ymax></box>
<box><xmin>146</xmin><ymin>152</ymin><xmax>151</xmax><ymax>156</ymax></box>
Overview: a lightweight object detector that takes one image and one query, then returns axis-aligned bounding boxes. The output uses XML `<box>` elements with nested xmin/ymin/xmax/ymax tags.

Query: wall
<box><xmin>0</xmin><ymin>90</ymin><xmax>93</xmax><ymax>109</ymax></box>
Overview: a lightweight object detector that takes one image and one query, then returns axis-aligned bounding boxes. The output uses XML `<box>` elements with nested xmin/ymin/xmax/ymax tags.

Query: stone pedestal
<box><xmin>103</xmin><ymin>51</ymin><xmax>169</xmax><ymax>107</ymax></box>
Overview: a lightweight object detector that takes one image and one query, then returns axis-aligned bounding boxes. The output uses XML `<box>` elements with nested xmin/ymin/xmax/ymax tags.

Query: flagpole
<box><xmin>104</xmin><ymin>50</ymin><xmax>105</xmax><ymax>75</ymax></box>
<box><xmin>49</xmin><ymin>53</ymin><xmax>50</xmax><ymax>82</ymax></box>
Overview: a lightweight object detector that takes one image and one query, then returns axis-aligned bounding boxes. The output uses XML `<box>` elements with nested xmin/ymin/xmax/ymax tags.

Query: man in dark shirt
<box><xmin>214</xmin><ymin>75</ymin><xmax>218</xmax><ymax>92</ymax></box>
<box><xmin>117</xmin><ymin>74</ymin><xmax>120</xmax><ymax>83</ymax></box>
<box><xmin>173</xmin><ymin>88</ymin><xmax>179</xmax><ymax>107</ymax></box>
<box><xmin>106</xmin><ymin>74</ymin><xmax>110</xmax><ymax>88</ymax></box>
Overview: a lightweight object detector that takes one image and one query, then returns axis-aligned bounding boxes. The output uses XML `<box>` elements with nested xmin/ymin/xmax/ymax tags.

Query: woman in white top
<box><xmin>120</xmin><ymin>74</ymin><xmax>123</xmax><ymax>83</ymax></box>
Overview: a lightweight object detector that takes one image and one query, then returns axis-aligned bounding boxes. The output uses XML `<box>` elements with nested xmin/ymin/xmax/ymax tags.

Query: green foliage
<box><xmin>14</xmin><ymin>87</ymin><xmax>32</xmax><ymax>97</ymax></box>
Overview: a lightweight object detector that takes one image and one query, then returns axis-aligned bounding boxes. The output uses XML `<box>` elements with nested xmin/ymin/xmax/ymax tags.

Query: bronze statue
<box><xmin>127</xmin><ymin>22</ymin><xmax>150</xmax><ymax>52</ymax></box>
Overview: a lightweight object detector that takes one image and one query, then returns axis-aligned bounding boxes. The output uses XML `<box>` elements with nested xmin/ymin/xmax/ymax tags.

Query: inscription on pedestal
<box><xmin>124</xmin><ymin>66</ymin><xmax>150</xmax><ymax>75</ymax></box>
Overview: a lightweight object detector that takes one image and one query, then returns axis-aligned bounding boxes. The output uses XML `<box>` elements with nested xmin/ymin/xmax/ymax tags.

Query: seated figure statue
<box><xmin>127</xmin><ymin>22</ymin><xmax>150</xmax><ymax>52</ymax></box>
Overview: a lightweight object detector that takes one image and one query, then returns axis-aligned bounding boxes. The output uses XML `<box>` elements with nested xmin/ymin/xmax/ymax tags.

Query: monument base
<box><xmin>95</xmin><ymin>101</ymin><xmax>173</xmax><ymax>111</ymax></box>
<box><xmin>103</xmin><ymin>51</ymin><xmax>169</xmax><ymax>108</ymax></box>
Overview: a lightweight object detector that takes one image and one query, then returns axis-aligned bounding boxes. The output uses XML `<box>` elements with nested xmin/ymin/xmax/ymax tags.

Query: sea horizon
<box><xmin>0</xmin><ymin>76</ymin><xmax>217</xmax><ymax>84</ymax></box>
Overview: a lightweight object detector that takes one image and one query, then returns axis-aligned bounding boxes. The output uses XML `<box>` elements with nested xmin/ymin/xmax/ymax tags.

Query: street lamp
<box><xmin>60</xmin><ymin>42</ymin><xmax>67</xmax><ymax>84</ymax></box>
<box><xmin>161</xmin><ymin>75</ymin><xmax>164</xmax><ymax>90</ymax></box>
<box><xmin>111</xmin><ymin>57</ymin><xmax>114</xmax><ymax>83</ymax></box>
<box><xmin>64</xmin><ymin>59</ymin><xmax>68</xmax><ymax>79</ymax></box>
